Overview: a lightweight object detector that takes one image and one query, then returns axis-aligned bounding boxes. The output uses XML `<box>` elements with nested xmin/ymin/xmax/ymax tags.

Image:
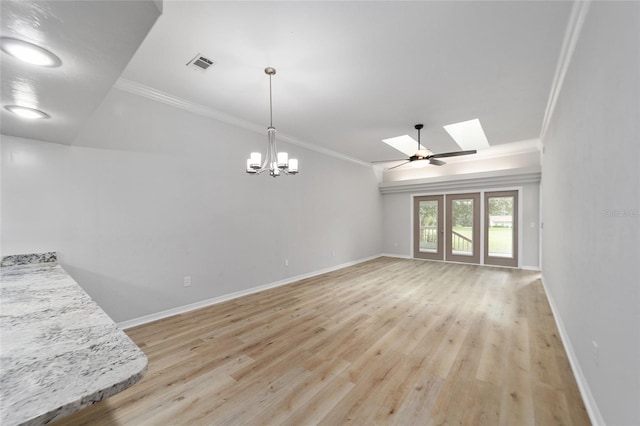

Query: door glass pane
<box><xmin>451</xmin><ymin>199</ymin><xmax>474</xmax><ymax>256</ymax></box>
<box><xmin>488</xmin><ymin>196</ymin><xmax>514</xmax><ymax>258</ymax></box>
<box><xmin>419</xmin><ymin>200</ymin><xmax>438</xmax><ymax>253</ymax></box>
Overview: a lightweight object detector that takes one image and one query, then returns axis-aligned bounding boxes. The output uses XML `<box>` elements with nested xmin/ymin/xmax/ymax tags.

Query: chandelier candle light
<box><xmin>246</xmin><ymin>67</ymin><xmax>298</xmax><ymax>177</ymax></box>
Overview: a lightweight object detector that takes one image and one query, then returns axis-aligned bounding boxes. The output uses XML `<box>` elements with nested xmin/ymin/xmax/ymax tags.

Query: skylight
<box><xmin>382</xmin><ymin>135</ymin><xmax>425</xmax><ymax>157</ymax></box>
<box><xmin>443</xmin><ymin>118</ymin><xmax>490</xmax><ymax>150</ymax></box>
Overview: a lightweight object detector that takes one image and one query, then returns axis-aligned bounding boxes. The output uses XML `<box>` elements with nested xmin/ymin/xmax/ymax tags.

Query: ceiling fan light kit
<box><xmin>246</xmin><ymin>67</ymin><xmax>298</xmax><ymax>177</ymax></box>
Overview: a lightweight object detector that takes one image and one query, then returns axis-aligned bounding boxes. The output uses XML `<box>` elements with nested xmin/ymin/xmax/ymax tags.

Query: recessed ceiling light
<box><xmin>4</xmin><ymin>105</ymin><xmax>50</xmax><ymax>119</ymax></box>
<box><xmin>382</xmin><ymin>135</ymin><xmax>427</xmax><ymax>157</ymax></box>
<box><xmin>443</xmin><ymin>118</ymin><xmax>490</xmax><ymax>150</ymax></box>
<box><xmin>0</xmin><ymin>37</ymin><xmax>62</xmax><ymax>67</ymax></box>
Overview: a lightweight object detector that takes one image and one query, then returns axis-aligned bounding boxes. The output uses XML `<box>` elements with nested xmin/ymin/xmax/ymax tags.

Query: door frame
<box><xmin>410</xmin><ymin>187</ymin><xmax>523</xmax><ymax>268</ymax></box>
<box><xmin>445</xmin><ymin>192</ymin><xmax>481</xmax><ymax>264</ymax></box>
<box><xmin>484</xmin><ymin>190</ymin><xmax>519</xmax><ymax>267</ymax></box>
<box><xmin>413</xmin><ymin>195</ymin><xmax>444</xmax><ymax>260</ymax></box>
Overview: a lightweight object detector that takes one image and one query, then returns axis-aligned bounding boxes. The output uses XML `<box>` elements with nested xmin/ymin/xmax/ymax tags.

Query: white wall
<box><xmin>1</xmin><ymin>139</ymin><xmax>69</xmax><ymax>256</ymax></box>
<box><xmin>1</xmin><ymin>88</ymin><xmax>382</xmax><ymax>323</ymax></box>
<box><xmin>382</xmin><ymin>192</ymin><xmax>411</xmax><ymax>256</ymax></box>
<box><xmin>541</xmin><ymin>2</ymin><xmax>639</xmax><ymax>425</ymax></box>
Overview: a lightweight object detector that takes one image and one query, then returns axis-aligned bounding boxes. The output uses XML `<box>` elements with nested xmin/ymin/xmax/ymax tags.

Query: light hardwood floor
<box><xmin>55</xmin><ymin>257</ymin><xmax>590</xmax><ymax>425</ymax></box>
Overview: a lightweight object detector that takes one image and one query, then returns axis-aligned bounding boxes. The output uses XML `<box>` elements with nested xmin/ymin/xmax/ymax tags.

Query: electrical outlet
<box><xmin>592</xmin><ymin>340</ymin><xmax>599</xmax><ymax>366</ymax></box>
<box><xmin>184</xmin><ymin>276</ymin><xmax>191</xmax><ymax>287</ymax></box>
<box><xmin>331</xmin><ymin>250</ymin><xmax>335</xmax><ymax>257</ymax></box>
<box><xmin>284</xmin><ymin>259</ymin><xmax>289</xmax><ymax>267</ymax></box>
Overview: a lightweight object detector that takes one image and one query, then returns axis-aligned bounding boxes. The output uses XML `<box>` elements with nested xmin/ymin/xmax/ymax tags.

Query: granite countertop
<box><xmin>0</xmin><ymin>253</ymin><xmax>147</xmax><ymax>425</ymax></box>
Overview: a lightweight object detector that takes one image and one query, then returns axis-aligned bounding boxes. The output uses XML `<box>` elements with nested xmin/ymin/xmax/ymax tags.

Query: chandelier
<box><xmin>246</xmin><ymin>67</ymin><xmax>298</xmax><ymax>177</ymax></box>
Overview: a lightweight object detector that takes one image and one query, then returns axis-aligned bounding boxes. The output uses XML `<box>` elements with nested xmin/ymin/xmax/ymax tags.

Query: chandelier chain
<box><xmin>269</xmin><ymin>72</ymin><xmax>273</xmax><ymax>128</ymax></box>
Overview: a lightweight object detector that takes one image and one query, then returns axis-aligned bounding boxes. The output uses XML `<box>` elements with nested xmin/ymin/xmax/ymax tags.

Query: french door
<box><xmin>413</xmin><ymin>195</ymin><xmax>444</xmax><ymax>260</ymax></box>
<box><xmin>446</xmin><ymin>193</ymin><xmax>480</xmax><ymax>264</ymax></box>
<box><xmin>484</xmin><ymin>190</ymin><xmax>518</xmax><ymax>267</ymax></box>
<box><xmin>413</xmin><ymin>190</ymin><xmax>519</xmax><ymax>267</ymax></box>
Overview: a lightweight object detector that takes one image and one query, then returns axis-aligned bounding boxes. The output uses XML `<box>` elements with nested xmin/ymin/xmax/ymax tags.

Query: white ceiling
<box><xmin>2</xmin><ymin>1</ymin><xmax>573</xmax><ymax>164</ymax></box>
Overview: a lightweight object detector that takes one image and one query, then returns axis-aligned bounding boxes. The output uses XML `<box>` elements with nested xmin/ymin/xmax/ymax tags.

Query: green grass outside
<box><xmin>452</xmin><ymin>226</ymin><xmax>513</xmax><ymax>254</ymax></box>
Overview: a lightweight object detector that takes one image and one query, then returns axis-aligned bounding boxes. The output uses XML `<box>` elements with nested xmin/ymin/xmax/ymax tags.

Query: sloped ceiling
<box><xmin>0</xmin><ymin>0</ymin><xmax>161</xmax><ymax>144</ymax></box>
<box><xmin>2</xmin><ymin>1</ymin><xmax>572</xmax><ymax>164</ymax></box>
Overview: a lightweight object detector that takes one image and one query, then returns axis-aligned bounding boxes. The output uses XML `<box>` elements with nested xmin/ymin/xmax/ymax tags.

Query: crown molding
<box><xmin>376</xmin><ymin>139</ymin><xmax>541</xmax><ymax>175</ymax></box>
<box><xmin>113</xmin><ymin>78</ymin><xmax>371</xmax><ymax>168</ymax></box>
<box><xmin>434</xmin><ymin>139</ymin><xmax>540</xmax><ymax>163</ymax></box>
<box><xmin>540</xmin><ymin>0</ymin><xmax>591</xmax><ymax>139</ymax></box>
<box><xmin>379</xmin><ymin>166</ymin><xmax>541</xmax><ymax>194</ymax></box>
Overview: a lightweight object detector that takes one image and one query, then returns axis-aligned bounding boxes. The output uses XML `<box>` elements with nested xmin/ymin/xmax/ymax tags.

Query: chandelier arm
<box><xmin>274</xmin><ymin>132</ymin><xmax>279</xmax><ymax>175</ymax></box>
<box><xmin>273</xmin><ymin>135</ymin><xmax>278</xmax><ymax>169</ymax></box>
<box><xmin>261</xmin><ymin>142</ymin><xmax>269</xmax><ymax>171</ymax></box>
<box><xmin>270</xmin><ymin>131</ymin><xmax>275</xmax><ymax>173</ymax></box>
<box><xmin>269</xmin><ymin>127</ymin><xmax>279</xmax><ymax>176</ymax></box>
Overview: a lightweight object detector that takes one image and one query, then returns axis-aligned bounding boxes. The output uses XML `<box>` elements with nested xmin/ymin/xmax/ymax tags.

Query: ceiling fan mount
<box><xmin>409</xmin><ymin>123</ymin><xmax>431</xmax><ymax>161</ymax></box>
<box><xmin>383</xmin><ymin>123</ymin><xmax>478</xmax><ymax>170</ymax></box>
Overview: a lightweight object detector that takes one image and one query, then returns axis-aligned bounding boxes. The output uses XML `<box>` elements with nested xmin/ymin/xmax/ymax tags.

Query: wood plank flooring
<box><xmin>54</xmin><ymin>257</ymin><xmax>590</xmax><ymax>425</ymax></box>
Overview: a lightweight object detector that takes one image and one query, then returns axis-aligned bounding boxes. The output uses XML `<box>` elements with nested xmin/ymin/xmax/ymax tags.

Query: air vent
<box><xmin>186</xmin><ymin>53</ymin><xmax>215</xmax><ymax>72</ymax></box>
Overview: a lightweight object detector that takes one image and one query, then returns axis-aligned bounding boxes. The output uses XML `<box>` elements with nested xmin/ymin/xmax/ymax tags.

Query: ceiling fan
<box><xmin>382</xmin><ymin>124</ymin><xmax>477</xmax><ymax>170</ymax></box>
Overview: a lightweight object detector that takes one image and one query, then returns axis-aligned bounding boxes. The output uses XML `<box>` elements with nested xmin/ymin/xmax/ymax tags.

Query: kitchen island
<box><xmin>0</xmin><ymin>253</ymin><xmax>147</xmax><ymax>425</ymax></box>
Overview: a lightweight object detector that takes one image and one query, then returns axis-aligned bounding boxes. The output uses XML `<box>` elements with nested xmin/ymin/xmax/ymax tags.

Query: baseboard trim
<box><xmin>381</xmin><ymin>254</ymin><xmax>540</xmax><ymax>272</ymax></box>
<box><xmin>539</xmin><ymin>274</ymin><xmax>605</xmax><ymax>426</ymax></box>
<box><xmin>117</xmin><ymin>254</ymin><xmax>382</xmax><ymax>330</ymax></box>
<box><xmin>521</xmin><ymin>265</ymin><xmax>541</xmax><ymax>271</ymax></box>
<box><xmin>380</xmin><ymin>253</ymin><xmax>412</xmax><ymax>259</ymax></box>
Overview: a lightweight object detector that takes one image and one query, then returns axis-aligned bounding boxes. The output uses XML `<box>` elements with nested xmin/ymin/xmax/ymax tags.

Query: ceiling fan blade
<box><xmin>429</xmin><ymin>149</ymin><xmax>477</xmax><ymax>159</ymax></box>
<box><xmin>387</xmin><ymin>160</ymin><xmax>411</xmax><ymax>170</ymax></box>
<box><xmin>429</xmin><ymin>159</ymin><xmax>446</xmax><ymax>166</ymax></box>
